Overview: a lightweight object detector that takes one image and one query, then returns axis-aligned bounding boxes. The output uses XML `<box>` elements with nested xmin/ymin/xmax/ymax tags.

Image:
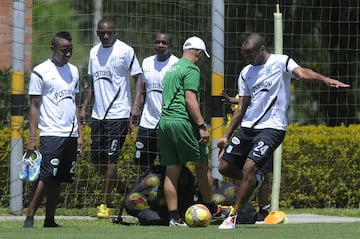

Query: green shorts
<box><xmin>158</xmin><ymin>119</ymin><xmax>209</xmax><ymax>166</ymax></box>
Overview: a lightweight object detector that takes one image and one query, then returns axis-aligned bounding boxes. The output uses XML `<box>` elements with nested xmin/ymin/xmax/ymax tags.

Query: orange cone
<box><xmin>264</xmin><ymin>210</ymin><xmax>288</xmax><ymax>224</ymax></box>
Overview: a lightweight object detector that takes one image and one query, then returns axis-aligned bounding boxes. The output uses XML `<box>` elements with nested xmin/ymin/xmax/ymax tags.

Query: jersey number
<box><xmin>253</xmin><ymin>141</ymin><xmax>269</xmax><ymax>156</ymax></box>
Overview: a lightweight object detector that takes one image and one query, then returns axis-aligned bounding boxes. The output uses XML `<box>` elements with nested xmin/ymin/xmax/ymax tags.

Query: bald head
<box><xmin>241</xmin><ymin>33</ymin><xmax>269</xmax><ymax>65</ymax></box>
<box><xmin>243</xmin><ymin>33</ymin><xmax>266</xmax><ymax>48</ymax></box>
<box><xmin>97</xmin><ymin>19</ymin><xmax>116</xmax><ymax>47</ymax></box>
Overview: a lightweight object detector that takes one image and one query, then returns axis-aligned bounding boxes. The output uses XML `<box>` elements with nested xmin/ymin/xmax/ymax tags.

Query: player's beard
<box><xmin>102</xmin><ymin>37</ymin><xmax>116</xmax><ymax>48</ymax></box>
<box><xmin>155</xmin><ymin>48</ymin><xmax>170</xmax><ymax>61</ymax></box>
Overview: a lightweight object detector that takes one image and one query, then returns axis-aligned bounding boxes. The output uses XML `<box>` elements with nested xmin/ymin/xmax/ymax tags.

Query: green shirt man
<box><xmin>161</xmin><ymin>58</ymin><xmax>201</xmax><ymax>121</ymax></box>
<box><xmin>158</xmin><ymin>36</ymin><xmax>219</xmax><ymax>227</ymax></box>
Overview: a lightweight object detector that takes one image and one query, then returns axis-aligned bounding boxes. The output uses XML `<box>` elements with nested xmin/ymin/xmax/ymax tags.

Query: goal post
<box><xmin>271</xmin><ymin>2</ymin><xmax>284</xmax><ymax>212</ymax></box>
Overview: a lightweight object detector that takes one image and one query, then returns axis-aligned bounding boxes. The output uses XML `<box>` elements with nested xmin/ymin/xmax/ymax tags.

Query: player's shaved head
<box><xmin>97</xmin><ymin>18</ymin><xmax>116</xmax><ymax>47</ymax></box>
<box><xmin>241</xmin><ymin>33</ymin><xmax>269</xmax><ymax>65</ymax></box>
<box><xmin>97</xmin><ymin>18</ymin><xmax>115</xmax><ymax>30</ymax></box>
<box><xmin>51</xmin><ymin>31</ymin><xmax>72</xmax><ymax>47</ymax></box>
<box><xmin>243</xmin><ymin>33</ymin><xmax>266</xmax><ymax>48</ymax></box>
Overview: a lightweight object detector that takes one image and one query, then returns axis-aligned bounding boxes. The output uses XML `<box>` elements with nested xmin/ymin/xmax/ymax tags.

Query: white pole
<box><xmin>271</xmin><ymin>3</ymin><xmax>283</xmax><ymax>211</ymax></box>
<box><xmin>211</xmin><ymin>0</ymin><xmax>224</xmax><ymax>181</ymax></box>
<box><xmin>93</xmin><ymin>0</ymin><xmax>103</xmax><ymax>45</ymax></box>
<box><xmin>10</xmin><ymin>0</ymin><xmax>26</xmax><ymax>215</ymax></box>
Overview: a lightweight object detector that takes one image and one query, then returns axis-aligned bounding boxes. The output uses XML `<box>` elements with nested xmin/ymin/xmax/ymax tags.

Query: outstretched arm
<box><xmin>292</xmin><ymin>67</ymin><xmax>350</xmax><ymax>88</ymax></box>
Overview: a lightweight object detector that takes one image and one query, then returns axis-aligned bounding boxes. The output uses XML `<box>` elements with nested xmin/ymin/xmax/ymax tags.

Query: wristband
<box><xmin>198</xmin><ymin>122</ymin><xmax>207</xmax><ymax>130</ymax></box>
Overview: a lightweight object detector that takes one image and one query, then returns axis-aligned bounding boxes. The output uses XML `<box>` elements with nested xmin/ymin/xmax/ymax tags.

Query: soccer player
<box><xmin>221</xmin><ymin>90</ymin><xmax>271</xmax><ymax>221</ymax></box>
<box><xmin>80</xmin><ymin>18</ymin><xmax>143</xmax><ymax>219</ymax></box>
<box><xmin>23</xmin><ymin>31</ymin><xmax>83</xmax><ymax>228</ymax></box>
<box><xmin>134</xmin><ymin>30</ymin><xmax>178</xmax><ymax>172</ymax></box>
<box><xmin>159</xmin><ymin>36</ymin><xmax>225</xmax><ymax>227</ymax></box>
<box><xmin>217</xmin><ymin>33</ymin><xmax>350</xmax><ymax>229</ymax></box>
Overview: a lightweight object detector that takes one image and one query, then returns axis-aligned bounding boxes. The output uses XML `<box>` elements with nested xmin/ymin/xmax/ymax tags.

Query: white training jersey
<box><xmin>140</xmin><ymin>54</ymin><xmax>179</xmax><ymax>129</ymax></box>
<box><xmin>88</xmin><ymin>39</ymin><xmax>142</xmax><ymax>119</ymax></box>
<box><xmin>238</xmin><ymin>54</ymin><xmax>299</xmax><ymax>131</ymax></box>
<box><xmin>29</xmin><ymin>59</ymin><xmax>79</xmax><ymax>137</ymax></box>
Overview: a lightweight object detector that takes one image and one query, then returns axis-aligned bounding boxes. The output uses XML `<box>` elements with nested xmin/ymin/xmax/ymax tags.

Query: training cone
<box><xmin>264</xmin><ymin>210</ymin><xmax>288</xmax><ymax>224</ymax></box>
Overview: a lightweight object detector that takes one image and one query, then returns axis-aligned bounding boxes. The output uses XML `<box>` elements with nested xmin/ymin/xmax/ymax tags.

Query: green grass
<box><xmin>283</xmin><ymin>208</ymin><xmax>360</xmax><ymax>218</ymax></box>
<box><xmin>1</xmin><ymin>208</ymin><xmax>359</xmax><ymax>239</ymax></box>
<box><xmin>0</xmin><ymin>219</ymin><xmax>359</xmax><ymax>239</ymax></box>
<box><xmin>2</xmin><ymin>207</ymin><xmax>360</xmax><ymax>217</ymax></box>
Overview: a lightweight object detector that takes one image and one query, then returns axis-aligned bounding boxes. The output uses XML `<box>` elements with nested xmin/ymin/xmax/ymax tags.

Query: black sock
<box><xmin>169</xmin><ymin>210</ymin><xmax>180</xmax><ymax>220</ymax></box>
<box><xmin>204</xmin><ymin>202</ymin><xmax>218</xmax><ymax>214</ymax></box>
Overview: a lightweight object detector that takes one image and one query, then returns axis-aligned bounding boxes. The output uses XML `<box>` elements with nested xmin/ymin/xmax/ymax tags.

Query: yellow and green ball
<box><xmin>185</xmin><ymin>204</ymin><xmax>212</xmax><ymax>227</ymax></box>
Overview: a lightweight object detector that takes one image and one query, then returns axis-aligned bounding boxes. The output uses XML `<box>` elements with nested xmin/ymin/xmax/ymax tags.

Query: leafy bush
<box><xmin>0</xmin><ymin>124</ymin><xmax>359</xmax><ymax>209</ymax></box>
<box><xmin>0</xmin><ymin>68</ymin><xmax>11</xmax><ymax>127</ymax></box>
<box><xmin>281</xmin><ymin>124</ymin><xmax>359</xmax><ymax>208</ymax></box>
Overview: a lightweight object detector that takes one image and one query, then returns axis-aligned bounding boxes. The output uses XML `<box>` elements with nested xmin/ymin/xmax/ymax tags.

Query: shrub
<box><xmin>0</xmin><ymin>124</ymin><xmax>359</xmax><ymax>209</ymax></box>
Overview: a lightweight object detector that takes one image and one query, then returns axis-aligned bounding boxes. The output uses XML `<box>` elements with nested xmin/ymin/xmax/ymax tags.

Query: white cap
<box><xmin>183</xmin><ymin>36</ymin><xmax>210</xmax><ymax>58</ymax></box>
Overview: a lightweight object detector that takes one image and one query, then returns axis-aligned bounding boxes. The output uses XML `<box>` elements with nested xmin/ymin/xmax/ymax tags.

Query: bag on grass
<box><xmin>118</xmin><ymin>164</ymin><xmax>197</xmax><ymax>226</ymax></box>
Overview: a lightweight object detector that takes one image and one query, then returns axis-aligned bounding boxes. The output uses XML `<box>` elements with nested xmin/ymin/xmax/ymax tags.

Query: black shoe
<box><xmin>257</xmin><ymin>208</ymin><xmax>270</xmax><ymax>221</ymax></box>
<box><xmin>44</xmin><ymin>219</ymin><xmax>62</xmax><ymax>228</ymax></box>
<box><xmin>23</xmin><ymin>216</ymin><xmax>34</xmax><ymax>228</ymax></box>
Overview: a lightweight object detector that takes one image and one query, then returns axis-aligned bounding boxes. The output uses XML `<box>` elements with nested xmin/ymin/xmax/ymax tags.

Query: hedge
<box><xmin>281</xmin><ymin>124</ymin><xmax>359</xmax><ymax>208</ymax></box>
<box><xmin>0</xmin><ymin>124</ymin><xmax>358</xmax><ymax>209</ymax></box>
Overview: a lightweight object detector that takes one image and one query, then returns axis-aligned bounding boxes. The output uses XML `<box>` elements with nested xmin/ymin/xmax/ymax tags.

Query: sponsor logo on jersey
<box><xmin>94</xmin><ymin>70</ymin><xmax>112</xmax><ymax>83</ymax></box>
<box><xmin>251</xmin><ymin>80</ymin><xmax>272</xmax><ymax>94</ymax></box>
<box><xmin>55</xmin><ymin>89</ymin><xmax>75</xmax><ymax>103</ymax></box>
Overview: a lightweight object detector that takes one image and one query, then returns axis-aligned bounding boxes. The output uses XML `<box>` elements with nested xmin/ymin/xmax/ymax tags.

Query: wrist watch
<box><xmin>198</xmin><ymin>122</ymin><xmax>207</xmax><ymax>130</ymax></box>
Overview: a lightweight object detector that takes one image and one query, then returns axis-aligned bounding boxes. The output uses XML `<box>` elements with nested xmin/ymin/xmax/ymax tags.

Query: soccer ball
<box><xmin>142</xmin><ymin>185</ymin><xmax>159</xmax><ymax>201</ymax></box>
<box><xmin>212</xmin><ymin>193</ymin><xmax>226</xmax><ymax>205</ymax></box>
<box><xmin>140</xmin><ymin>174</ymin><xmax>161</xmax><ymax>189</ymax></box>
<box><xmin>185</xmin><ymin>204</ymin><xmax>212</xmax><ymax>227</ymax></box>
<box><xmin>126</xmin><ymin>192</ymin><xmax>150</xmax><ymax>211</ymax></box>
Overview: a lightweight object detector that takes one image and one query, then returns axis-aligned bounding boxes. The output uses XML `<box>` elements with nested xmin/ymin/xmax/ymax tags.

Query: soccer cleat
<box><xmin>19</xmin><ymin>151</ymin><xmax>42</xmax><ymax>182</ymax></box>
<box><xmin>19</xmin><ymin>155</ymin><xmax>29</xmax><ymax>181</ymax></box>
<box><xmin>218</xmin><ymin>214</ymin><xmax>237</xmax><ymax>229</ymax></box>
<box><xmin>212</xmin><ymin>205</ymin><xmax>235</xmax><ymax>221</ymax></box>
<box><xmin>169</xmin><ymin>218</ymin><xmax>187</xmax><ymax>227</ymax></box>
<box><xmin>249</xmin><ymin>172</ymin><xmax>264</xmax><ymax>200</ymax></box>
<box><xmin>44</xmin><ymin>222</ymin><xmax>62</xmax><ymax>227</ymax></box>
<box><xmin>23</xmin><ymin>216</ymin><xmax>34</xmax><ymax>228</ymax></box>
<box><xmin>97</xmin><ymin>204</ymin><xmax>110</xmax><ymax>219</ymax></box>
<box><xmin>27</xmin><ymin>151</ymin><xmax>42</xmax><ymax>182</ymax></box>
<box><xmin>257</xmin><ymin>205</ymin><xmax>270</xmax><ymax>221</ymax></box>
<box><xmin>44</xmin><ymin>218</ymin><xmax>62</xmax><ymax>227</ymax></box>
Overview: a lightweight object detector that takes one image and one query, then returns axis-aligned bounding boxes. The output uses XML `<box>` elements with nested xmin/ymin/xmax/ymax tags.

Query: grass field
<box><xmin>1</xmin><ymin>208</ymin><xmax>359</xmax><ymax>239</ymax></box>
<box><xmin>0</xmin><ymin>219</ymin><xmax>359</xmax><ymax>239</ymax></box>
<box><xmin>2</xmin><ymin>207</ymin><xmax>359</xmax><ymax>217</ymax></box>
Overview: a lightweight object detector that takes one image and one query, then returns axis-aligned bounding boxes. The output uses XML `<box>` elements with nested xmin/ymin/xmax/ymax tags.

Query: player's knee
<box><xmin>218</xmin><ymin>160</ymin><xmax>232</xmax><ymax>177</ymax></box>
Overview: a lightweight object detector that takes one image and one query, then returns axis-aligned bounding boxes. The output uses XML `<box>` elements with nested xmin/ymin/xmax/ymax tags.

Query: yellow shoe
<box><xmin>212</xmin><ymin>205</ymin><xmax>235</xmax><ymax>221</ymax></box>
<box><xmin>97</xmin><ymin>204</ymin><xmax>110</xmax><ymax>219</ymax></box>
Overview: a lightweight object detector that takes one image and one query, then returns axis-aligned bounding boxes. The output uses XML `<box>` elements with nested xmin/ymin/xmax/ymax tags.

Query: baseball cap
<box><xmin>183</xmin><ymin>36</ymin><xmax>210</xmax><ymax>58</ymax></box>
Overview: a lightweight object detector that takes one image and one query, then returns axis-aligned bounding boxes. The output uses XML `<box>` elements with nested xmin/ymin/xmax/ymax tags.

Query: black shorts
<box><xmin>40</xmin><ymin>136</ymin><xmax>77</xmax><ymax>183</ymax></box>
<box><xmin>90</xmin><ymin>118</ymin><xmax>129</xmax><ymax>164</ymax></box>
<box><xmin>260</xmin><ymin>155</ymin><xmax>273</xmax><ymax>174</ymax></box>
<box><xmin>222</xmin><ymin>127</ymin><xmax>286</xmax><ymax>170</ymax></box>
<box><xmin>135</xmin><ymin>126</ymin><xmax>159</xmax><ymax>168</ymax></box>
